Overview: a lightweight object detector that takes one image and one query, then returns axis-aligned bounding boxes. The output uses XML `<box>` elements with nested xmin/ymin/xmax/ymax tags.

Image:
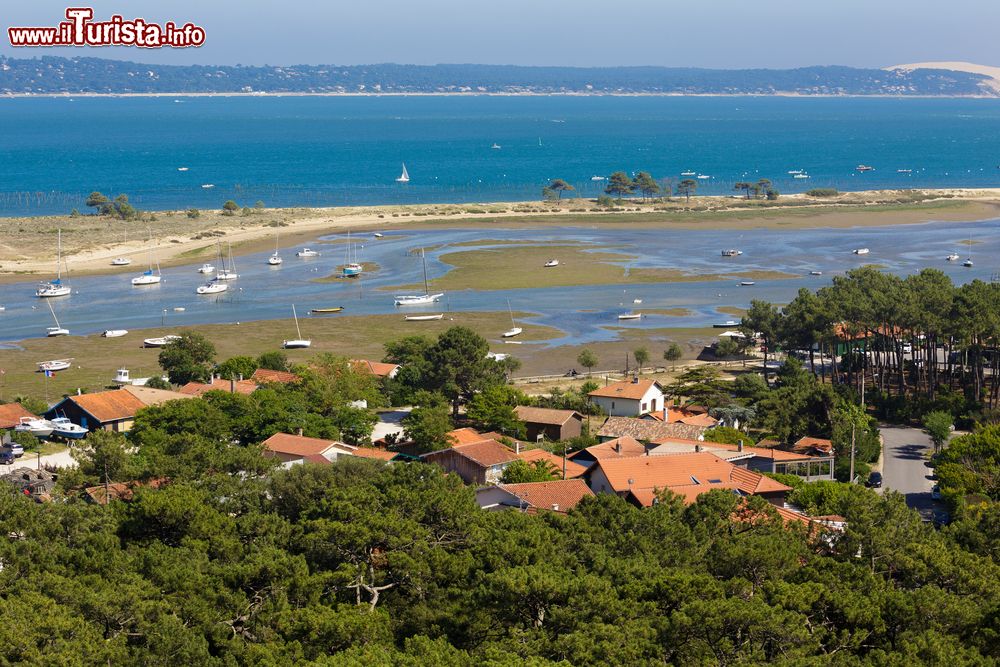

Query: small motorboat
<box><xmin>173</xmin><ymin>307</ymin><xmax>185</xmax><ymax>312</ymax></box>
<box><xmin>373</xmin><ymin>233</ymin><xmax>384</xmax><ymax>238</ymax></box>
<box><xmin>739</xmin><ymin>281</ymin><xmax>756</xmax><ymax>286</ymax></box>
<box><xmin>946</xmin><ymin>253</ymin><xmax>960</xmax><ymax>262</ymax></box>
<box><xmin>15</xmin><ymin>418</ymin><xmax>55</xmax><ymax>438</ymax></box>
<box><xmin>897</xmin><ymin>169</ymin><xmax>912</xmax><ymax>174</ymax></box>
<box><xmin>37</xmin><ymin>359</ymin><xmax>72</xmax><ymax>372</ymax></box>
<box><xmin>110</xmin><ymin>257</ymin><xmax>132</xmax><ymax>266</ymax></box>
<box><xmin>310</xmin><ymin>307</ymin><xmax>344</xmax><ymax>314</ymax></box>
<box><xmin>296</xmin><ymin>248</ymin><xmax>320</xmax><ymax>258</ymax></box>
<box><xmin>491</xmin><ymin>143</ymin><xmax>501</xmax><ymax>150</ymax></box>
<box><xmin>590</xmin><ymin>175</ymin><xmax>606</xmax><ymax>181</ymax></box>
<box><xmin>103</xmin><ymin>329</ymin><xmax>128</xmax><ymax>338</ymax></box>
<box><xmin>201</xmin><ymin>183</ymin><xmax>215</xmax><ymax>189</ymax></box>
<box><xmin>856</xmin><ymin>165</ymin><xmax>875</xmax><ymax>172</ymax></box>
<box><xmin>810</xmin><ymin>271</ymin><xmax>823</xmax><ymax>276</ymax></box>
<box><xmin>177</xmin><ymin>167</ymin><xmax>189</xmax><ymax>172</ymax></box>
<box><xmin>404</xmin><ymin>314</ymin><xmax>444</xmax><ymax>321</ymax></box>
<box><xmin>544</xmin><ymin>259</ymin><xmax>560</xmax><ymax>267</ymax></box>
<box><xmin>144</xmin><ymin>335</ymin><xmax>181</xmax><ymax>347</ymax></box>
<box><xmin>713</xmin><ymin>321</ymin><xmax>739</xmax><ymax>328</ymax></box>
<box><xmin>197</xmin><ymin>282</ymin><xmax>228</xmax><ymax>295</ymax></box>
<box><xmin>697</xmin><ymin>174</ymin><xmax>711</xmax><ymax>180</ymax></box>
<box><xmin>633</xmin><ymin>299</ymin><xmax>642</xmax><ymax>304</ymax></box>
<box><xmin>787</xmin><ymin>170</ymin><xmax>804</xmax><ymax>175</ymax></box>
<box><xmin>198</xmin><ymin>264</ymin><xmax>215</xmax><ymax>274</ymax></box>
<box><xmin>793</xmin><ymin>173</ymin><xmax>810</xmax><ymax>179</ymax></box>
<box><xmin>113</xmin><ymin>368</ymin><xmax>132</xmax><ymax>385</ymax></box>
<box><xmin>853</xmin><ymin>248</ymin><xmax>870</xmax><ymax>255</ymax></box>
<box><xmin>721</xmin><ymin>249</ymin><xmax>743</xmax><ymax>257</ymax></box>
<box><xmin>618</xmin><ymin>313</ymin><xmax>642</xmax><ymax>320</ymax></box>
<box><xmin>50</xmin><ymin>417</ymin><xmax>88</xmax><ymax>440</ymax></box>
<box><xmin>680</xmin><ymin>171</ymin><xmax>696</xmax><ymax>176</ymax></box>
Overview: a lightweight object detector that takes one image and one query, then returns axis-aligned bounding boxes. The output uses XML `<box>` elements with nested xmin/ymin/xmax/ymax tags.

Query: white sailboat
<box><xmin>45</xmin><ymin>300</ymin><xmax>69</xmax><ymax>336</ymax></box>
<box><xmin>502</xmin><ymin>300</ymin><xmax>522</xmax><ymax>338</ymax></box>
<box><xmin>131</xmin><ymin>229</ymin><xmax>162</xmax><ymax>286</ymax></box>
<box><xmin>268</xmin><ymin>233</ymin><xmax>282</xmax><ymax>265</ymax></box>
<box><xmin>395</xmin><ymin>249</ymin><xmax>444</xmax><ymax>306</ymax></box>
<box><xmin>283</xmin><ymin>305</ymin><xmax>311</xmax><ymax>349</ymax></box>
<box><xmin>37</xmin><ymin>358</ymin><xmax>72</xmax><ymax>372</ymax></box>
<box><xmin>36</xmin><ymin>229</ymin><xmax>72</xmax><ymax>298</ymax></box>
<box><xmin>342</xmin><ymin>231</ymin><xmax>362</xmax><ymax>277</ymax></box>
<box><xmin>196</xmin><ymin>280</ymin><xmax>228</xmax><ymax>295</ymax></box>
<box><xmin>296</xmin><ymin>248</ymin><xmax>320</xmax><ymax>258</ymax></box>
<box><xmin>216</xmin><ymin>242</ymin><xmax>239</xmax><ymax>280</ymax></box>
<box><xmin>395</xmin><ymin>163</ymin><xmax>410</xmax><ymax>183</ymax></box>
<box><xmin>962</xmin><ymin>233</ymin><xmax>974</xmax><ymax>267</ymax></box>
<box><xmin>111</xmin><ymin>226</ymin><xmax>132</xmax><ymax>265</ymax></box>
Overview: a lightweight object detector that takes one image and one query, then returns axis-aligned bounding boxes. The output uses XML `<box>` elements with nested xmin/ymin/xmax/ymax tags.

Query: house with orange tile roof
<box><xmin>651</xmin><ymin>436</ymin><xmax>835</xmax><ymax>481</ymax></box>
<box><xmin>262</xmin><ymin>432</ymin><xmax>399</xmax><ymax>468</ymax></box>
<box><xmin>251</xmin><ymin>368</ymin><xmax>301</xmax><ymax>385</ymax></box>
<box><xmin>46</xmin><ymin>386</ymin><xmax>192</xmax><ymax>432</ymax></box>
<box><xmin>790</xmin><ymin>436</ymin><xmax>834</xmax><ymax>455</ymax></box>
<box><xmin>513</xmin><ymin>406</ymin><xmax>583</xmax><ymax>442</ymax></box>
<box><xmin>178</xmin><ymin>377</ymin><xmax>259</xmax><ymax>396</ymax></box>
<box><xmin>569</xmin><ymin>436</ymin><xmax>650</xmax><ymax>465</ymax></box>
<box><xmin>588</xmin><ymin>377</ymin><xmax>664</xmax><ymax>417</ymax></box>
<box><xmin>641</xmin><ymin>406</ymin><xmax>719</xmax><ymax>428</ymax></box>
<box><xmin>350</xmin><ymin>359</ymin><xmax>401</xmax><ymax>379</ymax></box>
<box><xmin>585</xmin><ymin>451</ymin><xmax>792</xmax><ymax>508</ymax></box>
<box><xmin>476</xmin><ymin>479</ymin><xmax>594</xmax><ymax>513</ymax></box>
<box><xmin>422</xmin><ymin>439</ymin><xmax>521</xmax><ymax>485</ymax></box>
<box><xmin>0</xmin><ymin>403</ymin><xmax>38</xmax><ymax>430</ymax></box>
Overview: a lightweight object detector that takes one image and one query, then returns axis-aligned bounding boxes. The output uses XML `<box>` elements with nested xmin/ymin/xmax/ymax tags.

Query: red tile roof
<box><xmin>451</xmin><ymin>440</ymin><xmax>520</xmax><ymax>467</ymax></box>
<box><xmin>513</xmin><ymin>406</ymin><xmax>581</xmax><ymax>426</ymax></box>
<box><xmin>592</xmin><ymin>452</ymin><xmax>791</xmax><ymax>506</ymax></box>
<box><xmin>350</xmin><ymin>359</ymin><xmax>400</xmax><ymax>378</ymax></box>
<box><xmin>350</xmin><ymin>447</ymin><xmax>397</xmax><ymax>461</ymax></box>
<box><xmin>588</xmin><ymin>378</ymin><xmax>662</xmax><ymax>401</ymax></box>
<box><xmin>447</xmin><ymin>427</ymin><xmax>492</xmax><ymax>446</ymax></box>
<box><xmin>179</xmin><ymin>378</ymin><xmax>259</xmax><ymax>396</ymax></box>
<box><xmin>654</xmin><ymin>437</ymin><xmax>826</xmax><ymax>462</ymax></box>
<box><xmin>518</xmin><ymin>448</ymin><xmax>589</xmax><ymax>478</ymax></box>
<box><xmin>262</xmin><ymin>433</ymin><xmax>344</xmax><ymax>458</ymax></box>
<box><xmin>571</xmin><ymin>436</ymin><xmax>648</xmax><ymax>461</ymax></box>
<box><xmin>791</xmin><ymin>437</ymin><xmax>834</xmax><ymax>455</ymax></box>
<box><xmin>67</xmin><ymin>389</ymin><xmax>147</xmax><ymax>423</ymax></box>
<box><xmin>0</xmin><ymin>403</ymin><xmax>38</xmax><ymax>429</ymax></box>
<box><xmin>251</xmin><ymin>368</ymin><xmax>300</xmax><ymax>384</ymax></box>
<box><xmin>499</xmin><ymin>479</ymin><xmax>594</xmax><ymax>512</ymax></box>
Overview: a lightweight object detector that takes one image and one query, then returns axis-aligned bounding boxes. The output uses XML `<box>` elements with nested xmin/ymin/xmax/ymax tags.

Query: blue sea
<box><xmin>0</xmin><ymin>96</ymin><xmax>999</xmax><ymax>216</ymax></box>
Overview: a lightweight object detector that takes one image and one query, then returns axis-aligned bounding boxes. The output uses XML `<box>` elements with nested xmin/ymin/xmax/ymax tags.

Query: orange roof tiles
<box><xmin>251</xmin><ymin>368</ymin><xmax>300</xmax><ymax>384</ymax></box>
<box><xmin>571</xmin><ymin>436</ymin><xmax>648</xmax><ymax>461</ymax></box>
<box><xmin>178</xmin><ymin>377</ymin><xmax>259</xmax><ymax>396</ymax></box>
<box><xmin>350</xmin><ymin>359</ymin><xmax>400</xmax><ymax>378</ymax></box>
<box><xmin>451</xmin><ymin>440</ymin><xmax>520</xmax><ymax>467</ymax></box>
<box><xmin>262</xmin><ymin>433</ymin><xmax>343</xmax><ymax>457</ymax></box>
<box><xmin>518</xmin><ymin>448</ymin><xmax>589</xmax><ymax>478</ymax></box>
<box><xmin>513</xmin><ymin>406</ymin><xmax>581</xmax><ymax>426</ymax></box>
<box><xmin>447</xmin><ymin>427</ymin><xmax>492</xmax><ymax>446</ymax></box>
<box><xmin>68</xmin><ymin>389</ymin><xmax>147</xmax><ymax>423</ymax></box>
<box><xmin>499</xmin><ymin>479</ymin><xmax>594</xmax><ymax>512</ymax></box>
<box><xmin>350</xmin><ymin>447</ymin><xmax>397</xmax><ymax>461</ymax></box>
<box><xmin>0</xmin><ymin>403</ymin><xmax>37</xmax><ymax>429</ymax></box>
<box><xmin>592</xmin><ymin>452</ymin><xmax>791</xmax><ymax>506</ymax></box>
<box><xmin>791</xmin><ymin>437</ymin><xmax>834</xmax><ymax>455</ymax></box>
<box><xmin>588</xmin><ymin>378</ymin><xmax>661</xmax><ymax>401</ymax></box>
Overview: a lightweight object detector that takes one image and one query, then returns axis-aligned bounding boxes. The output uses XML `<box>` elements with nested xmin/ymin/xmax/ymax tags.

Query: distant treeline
<box><xmin>0</xmin><ymin>56</ymin><xmax>994</xmax><ymax>96</ymax></box>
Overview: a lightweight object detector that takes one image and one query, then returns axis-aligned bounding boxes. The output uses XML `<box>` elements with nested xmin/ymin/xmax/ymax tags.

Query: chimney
<box><xmin>737</xmin><ymin>439</ymin><xmax>744</xmax><ymax>452</ymax></box>
<box><xmin>296</xmin><ymin>427</ymin><xmax>304</xmax><ymax>437</ymax></box>
<box><xmin>515</xmin><ymin>441</ymin><xmax>521</xmax><ymax>455</ymax></box>
<box><xmin>695</xmin><ymin>443</ymin><xmax>702</xmax><ymax>453</ymax></box>
<box><xmin>615</xmin><ymin>441</ymin><xmax>622</xmax><ymax>453</ymax></box>
<box><xmin>662</xmin><ymin>406</ymin><xmax>668</xmax><ymax>422</ymax></box>
<box><xmin>551</xmin><ymin>503</ymin><xmax>559</xmax><ymax>512</ymax></box>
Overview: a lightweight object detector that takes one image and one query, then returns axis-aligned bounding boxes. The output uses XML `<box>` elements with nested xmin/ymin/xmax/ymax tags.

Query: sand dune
<box><xmin>887</xmin><ymin>61</ymin><xmax>1000</xmax><ymax>94</ymax></box>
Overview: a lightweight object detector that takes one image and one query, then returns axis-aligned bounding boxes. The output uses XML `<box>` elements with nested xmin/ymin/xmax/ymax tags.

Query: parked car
<box><xmin>867</xmin><ymin>471</ymin><xmax>883</xmax><ymax>488</ymax></box>
<box><xmin>2</xmin><ymin>443</ymin><xmax>23</xmax><ymax>458</ymax></box>
<box><xmin>931</xmin><ymin>484</ymin><xmax>942</xmax><ymax>500</ymax></box>
<box><xmin>0</xmin><ymin>450</ymin><xmax>15</xmax><ymax>465</ymax></box>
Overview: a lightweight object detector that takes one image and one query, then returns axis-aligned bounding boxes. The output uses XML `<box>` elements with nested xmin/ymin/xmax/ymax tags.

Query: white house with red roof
<box><xmin>588</xmin><ymin>377</ymin><xmax>664</xmax><ymax>417</ymax></box>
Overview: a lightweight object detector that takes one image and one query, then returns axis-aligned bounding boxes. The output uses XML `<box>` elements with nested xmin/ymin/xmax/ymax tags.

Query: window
<box><xmin>651</xmin><ymin>398</ymin><xmax>657</xmax><ymax>412</ymax></box>
<box><xmin>690</xmin><ymin>475</ymin><xmax>700</xmax><ymax>484</ymax></box>
<box><xmin>642</xmin><ymin>402</ymin><xmax>647</xmax><ymax>412</ymax></box>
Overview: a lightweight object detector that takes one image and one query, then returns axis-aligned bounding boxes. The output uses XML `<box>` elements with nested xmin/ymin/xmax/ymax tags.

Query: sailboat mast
<box><xmin>292</xmin><ymin>305</ymin><xmax>302</xmax><ymax>338</ymax></box>
<box><xmin>47</xmin><ymin>299</ymin><xmax>60</xmax><ymax>328</ymax></box>
<box><xmin>56</xmin><ymin>229</ymin><xmax>62</xmax><ymax>279</ymax></box>
<box><xmin>422</xmin><ymin>248</ymin><xmax>429</xmax><ymax>294</ymax></box>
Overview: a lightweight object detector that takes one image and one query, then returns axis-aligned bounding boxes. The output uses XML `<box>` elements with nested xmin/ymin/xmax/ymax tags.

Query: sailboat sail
<box><xmin>396</xmin><ymin>163</ymin><xmax>410</xmax><ymax>183</ymax></box>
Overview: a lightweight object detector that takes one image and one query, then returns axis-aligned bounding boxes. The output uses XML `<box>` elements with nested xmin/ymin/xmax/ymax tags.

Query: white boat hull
<box><xmin>15</xmin><ymin>419</ymin><xmax>55</xmax><ymax>438</ymax></box>
<box><xmin>36</xmin><ymin>285</ymin><xmax>71</xmax><ymax>298</ymax></box>
<box><xmin>131</xmin><ymin>275</ymin><xmax>161</xmax><ymax>286</ymax></box>
<box><xmin>853</xmin><ymin>248</ymin><xmax>870</xmax><ymax>255</ymax></box>
<box><xmin>103</xmin><ymin>330</ymin><xmax>128</xmax><ymax>338</ymax></box>
<box><xmin>144</xmin><ymin>335</ymin><xmax>181</xmax><ymax>347</ymax></box>
<box><xmin>268</xmin><ymin>256</ymin><xmax>283</xmax><ymax>265</ymax></box>
<box><xmin>395</xmin><ymin>293</ymin><xmax>444</xmax><ymax>306</ymax></box>
<box><xmin>197</xmin><ymin>283</ymin><xmax>228</xmax><ymax>294</ymax></box>
<box><xmin>283</xmin><ymin>339</ymin><xmax>311</xmax><ymax>349</ymax></box>
<box><xmin>198</xmin><ymin>265</ymin><xmax>215</xmax><ymax>274</ymax></box>
<box><xmin>38</xmin><ymin>359</ymin><xmax>72</xmax><ymax>372</ymax></box>
<box><xmin>46</xmin><ymin>327</ymin><xmax>69</xmax><ymax>337</ymax></box>
<box><xmin>111</xmin><ymin>258</ymin><xmax>132</xmax><ymax>266</ymax></box>
<box><xmin>405</xmin><ymin>314</ymin><xmax>444</xmax><ymax>321</ymax></box>
<box><xmin>618</xmin><ymin>314</ymin><xmax>641</xmax><ymax>320</ymax></box>
<box><xmin>503</xmin><ymin>327</ymin><xmax>523</xmax><ymax>338</ymax></box>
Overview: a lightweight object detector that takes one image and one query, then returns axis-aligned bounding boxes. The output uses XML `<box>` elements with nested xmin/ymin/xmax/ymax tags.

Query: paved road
<box><xmin>879</xmin><ymin>426</ymin><xmax>944</xmax><ymax>521</ymax></box>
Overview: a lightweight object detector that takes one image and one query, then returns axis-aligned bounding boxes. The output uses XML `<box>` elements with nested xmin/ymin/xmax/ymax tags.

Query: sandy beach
<box><xmin>2</xmin><ymin>188</ymin><xmax>999</xmax><ymax>283</ymax></box>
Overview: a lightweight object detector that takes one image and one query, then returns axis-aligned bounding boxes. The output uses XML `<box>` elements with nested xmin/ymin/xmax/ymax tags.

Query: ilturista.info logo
<box><xmin>8</xmin><ymin>7</ymin><xmax>205</xmax><ymax>48</ymax></box>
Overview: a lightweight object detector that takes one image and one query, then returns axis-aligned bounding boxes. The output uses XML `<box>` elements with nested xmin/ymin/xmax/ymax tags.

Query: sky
<box><xmin>1</xmin><ymin>1</ymin><xmax>998</xmax><ymax>69</ymax></box>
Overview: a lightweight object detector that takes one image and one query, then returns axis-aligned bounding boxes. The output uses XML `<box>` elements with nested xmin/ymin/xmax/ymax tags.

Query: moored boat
<box><xmin>50</xmin><ymin>417</ymin><xmax>88</xmax><ymax>439</ymax></box>
<box><xmin>618</xmin><ymin>313</ymin><xmax>642</xmax><ymax>320</ymax></box>
<box><xmin>15</xmin><ymin>417</ymin><xmax>55</xmax><ymax>438</ymax></box>
<box><xmin>311</xmin><ymin>307</ymin><xmax>344</xmax><ymax>314</ymax></box>
<box><xmin>404</xmin><ymin>314</ymin><xmax>444</xmax><ymax>321</ymax></box>
<box><xmin>853</xmin><ymin>248</ymin><xmax>870</xmax><ymax>255</ymax></box>
<box><xmin>103</xmin><ymin>329</ymin><xmax>128</xmax><ymax>338</ymax></box>
<box><xmin>37</xmin><ymin>358</ymin><xmax>72</xmax><ymax>372</ymax></box>
<box><xmin>282</xmin><ymin>305</ymin><xmax>311</xmax><ymax>349</ymax></box>
<box><xmin>544</xmin><ymin>259</ymin><xmax>559</xmax><ymax>267</ymax></box>
<box><xmin>144</xmin><ymin>335</ymin><xmax>181</xmax><ymax>347</ymax></box>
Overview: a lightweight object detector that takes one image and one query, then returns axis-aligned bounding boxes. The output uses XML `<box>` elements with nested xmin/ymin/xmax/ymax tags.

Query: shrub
<box><xmin>805</xmin><ymin>188</ymin><xmax>839</xmax><ymax>197</ymax></box>
<box><xmin>187</xmin><ymin>208</ymin><xmax>200</xmax><ymax>219</ymax></box>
